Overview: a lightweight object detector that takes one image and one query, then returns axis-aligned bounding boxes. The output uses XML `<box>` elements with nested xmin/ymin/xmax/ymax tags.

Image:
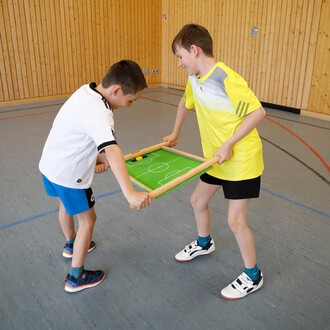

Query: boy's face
<box><xmin>111</xmin><ymin>88</ymin><xmax>144</xmax><ymax>110</ymax></box>
<box><xmin>174</xmin><ymin>45</ymin><xmax>199</xmax><ymax>76</ymax></box>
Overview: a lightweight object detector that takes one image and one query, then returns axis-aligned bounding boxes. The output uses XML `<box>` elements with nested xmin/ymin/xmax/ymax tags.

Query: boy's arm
<box><xmin>104</xmin><ymin>145</ymin><xmax>152</xmax><ymax>209</ymax></box>
<box><xmin>163</xmin><ymin>98</ymin><xmax>189</xmax><ymax>147</ymax></box>
<box><xmin>214</xmin><ymin>106</ymin><xmax>266</xmax><ymax>164</ymax></box>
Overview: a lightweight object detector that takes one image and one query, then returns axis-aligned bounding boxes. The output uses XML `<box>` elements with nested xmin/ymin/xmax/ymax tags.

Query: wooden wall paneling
<box><xmin>143</xmin><ymin>1</ymin><xmax>148</xmax><ymax>81</ymax></box>
<box><xmin>68</xmin><ymin>0</ymin><xmax>78</xmax><ymax>90</ymax></box>
<box><xmin>261</xmin><ymin>0</ymin><xmax>272</xmax><ymax>101</ymax></box>
<box><xmin>246</xmin><ymin>0</ymin><xmax>255</xmax><ymax>90</ymax></box>
<box><xmin>101</xmin><ymin>0</ymin><xmax>108</xmax><ymax>76</ymax></box>
<box><xmin>15</xmin><ymin>0</ymin><xmax>30</xmax><ymax>99</ymax></box>
<box><xmin>267</xmin><ymin>0</ymin><xmax>276</xmax><ymax>103</ymax></box>
<box><xmin>81</xmin><ymin>1</ymin><xmax>89</xmax><ymax>84</ymax></box>
<box><xmin>222</xmin><ymin>0</ymin><xmax>229</xmax><ymax>66</ymax></box>
<box><xmin>53</xmin><ymin>0</ymin><xmax>64</xmax><ymax>95</ymax></box>
<box><xmin>168</xmin><ymin>0</ymin><xmax>175</xmax><ymax>87</ymax></box>
<box><xmin>0</xmin><ymin>38</ymin><xmax>4</xmax><ymax>101</ymax></box>
<box><xmin>254</xmin><ymin>0</ymin><xmax>261</xmax><ymax>95</ymax></box>
<box><xmin>0</xmin><ymin>0</ymin><xmax>326</xmax><ymax>116</ymax></box>
<box><xmin>90</xmin><ymin>0</ymin><xmax>96</xmax><ymax>81</ymax></box>
<box><xmin>261</xmin><ymin>0</ymin><xmax>275</xmax><ymax>103</ymax></box>
<box><xmin>301</xmin><ymin>0</ymin><xmax>322</xmax><ymax>111</ymax></box>
<box><xmin>135</xmin><ymin>0</ymin><xmax>143</xmax><ymax>72</ymax></box>
<box><xmin>9</xmin><ymin>0</ymin><xmax>24</xmax><ymax>99</ymax></box>
<box><xmin>0</xmin><ymin>2</ymin><xmax>11</xmax><ymax>101</ymax></box>
<box><xmin>74</xmin><ymin>0</ymin><xmax>83</xmax><ymax>88</ymax></box>
<box><xmin>118</xmin><ymin>1</ymin><xmax>124</xmax><ymax>61</ymax></box>
<box><xmin>161</xmin><ymin>0</ymin><xmax>168</xmax><ymax>85</ymax></box>
<box><xmin>38</xmin><ymin>0</ymin><xmax>50</xmax><ymax>96</ymax></box>
<box><xmin>98</xmin><ymin>0</ymin><xmax>104</xmax><ymax>79</ymax></box>
<box><xmin>44</xmin><ymin>0</ymin><xmax>58</xmax><ymax>96</ymax></box>
<box><xmin>44</xmin><ymin>0</ymin><xmax>55</xmax><ymax>94</ymax></box>
<box><xmin>308</xmin><ymin>0</ymin><xmax>329</xmax><ymax>114</ymax></box>
<box><xmin>231</xmin><ymin>0</ymin><xmax>238</xmax><ymax>72</ymax></box>
<box><xmin>275</xmin><ymin>0</ymin><xmax>288</xmax><ymax>105</ymax></box>
<box><xmin>23</xmin><ymin>0</ymin><xmax>38</xmax><ymax>97</ymax></box>
<box><xmin>239</xmin><ymin>0</ymin><xmax>245</xmax><ymax>74</ymax></box>
<box><xmin>57</xmin><ymin>0</ymin><xmax>68</xmax><ymax>94</ymax></box>
<box><xmin>0</xmin><ymin>60</ymin><xmax>3</xmax><ymax>101</ymax></box>
<box><xmin>34</xmin><ymin>0</ymin><xmax>48</xmax><ymax>96</ymax></box>
<box><xmin>94</xmin><ymin>0</ymin><xmax>101</xmax><ymax>82</ymax></box>
<box><xmin>275</xmin><ymin>0</ymin><xmax>291</xmax><ymax>105</ymax></box>
<box><xmin>60</xmin><ymin>0</ymin><xmax>71</xmax><ymax>93</ymax></box>
<box><xmin>2</xmin><ymin>0</ymin><xmax>20</xmax><ymax>100</ymax></box>
<box><xmin>292</xmin><ymin>0</ymin><xmax>308</xmax><ymax>108</ymax></box>
<box><xmin>239</xmin><ymin>0</ymin><xmax>249</xmax><ymax>81</ymax></box>
<box><xmin>287</xmin><ymin>0</ymin><xmax>302</xmax><ymax>108</ymax></box>
<box><xmin>87</xmin><ymin>0</ymin><xmax>94</xmax><ymax>81</ymax></box>
<box><xmin>108</xmin><ymin>2</ymin><xmax>115</xmax><ymax>66</ymax></box>
<box><xmin>297</xmin><ymin>0</ymin><xmax>314</xmax><ymax>109</ymax></box>
<box><xmin>0</xmin><ymin>35</ymin><xmax>4</xmax><ymax>100</ymax></box>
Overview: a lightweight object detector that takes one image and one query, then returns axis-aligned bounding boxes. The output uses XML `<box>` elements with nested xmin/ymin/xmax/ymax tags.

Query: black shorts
<box><xmin>200</xmin><ymin>173</ymin><xmax>261</xmax><ymax>200</ymax></box>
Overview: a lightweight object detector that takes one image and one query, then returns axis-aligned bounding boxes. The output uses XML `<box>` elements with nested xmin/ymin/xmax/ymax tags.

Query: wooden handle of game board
<box><xmin>95</xmin><ymin>140</ymin><xmax>178</xmax><ymax>173</ymax></box>
<box><xmin>124</xmin><ymin>140</ymin><xmax>178</xmax><ymax>161</ymax></box>
<box><xmin>129</xmin><ymin>155</ymin><xmax>220</xmax><ymax>210</ymax></box>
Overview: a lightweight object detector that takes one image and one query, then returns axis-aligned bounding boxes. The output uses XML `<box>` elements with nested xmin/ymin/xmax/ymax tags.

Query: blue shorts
<box><xmin>41</xmin><ymin>174</ymin><xmax>95</xmax><ymax>215</ymax></box>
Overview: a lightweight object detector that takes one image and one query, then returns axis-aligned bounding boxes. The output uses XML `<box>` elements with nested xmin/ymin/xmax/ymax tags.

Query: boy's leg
<box><xmin>71</xmin><ymin>207</ymin><xmax>97</xmax><ymax>268</ymax></box>
<box><xmin>64</xmin><ymin>206</ymin><xmax>104</xmax><ymax>293</ymax></box>
<box><xmin>227</xmin><ymin>199</ymin><xmax>256</xmax><ymax>268</ymax></box>
<box><xmin>175</xmin><ymin>180</ymin><xmax>219</xmax><ymax>262</ymax></box>
<box><xmin>191</xmin><ymin>180</ymin><xmax>220</xmax><ymax>236</ymax></box>
<box><xmin>221</xmin><ymin>199</ymin><xmax>263</xmax><ymax>300</ymax></box>
<box><xmin>58</xmin><ymin>199</ymin><xmax>76</xmax><ymax>241</ymax></box>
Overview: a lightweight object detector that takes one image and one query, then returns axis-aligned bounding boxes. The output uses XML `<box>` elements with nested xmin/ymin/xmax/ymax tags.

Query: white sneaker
<box><xmin>175</xmin><ymin>239</ymin><xmax>215</xmax><ymax>262</ymax></box>
<box><xmin>221</xmin><ymin>271</ymin><xmax>263</xmax><ymax>300</ymax></box>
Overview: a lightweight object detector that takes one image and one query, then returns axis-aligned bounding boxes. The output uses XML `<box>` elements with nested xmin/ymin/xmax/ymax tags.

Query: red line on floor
<box><xmin>265</xmin><ymin>116</ymin><xmax>330</xmax><ymax>173</ymax></box>
<box><xmin>0</xmin><ymin>109</ymin><xmax>58</xmax><ymax>121</ymax></box>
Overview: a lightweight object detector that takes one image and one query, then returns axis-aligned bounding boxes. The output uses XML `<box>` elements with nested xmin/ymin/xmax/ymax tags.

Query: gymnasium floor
<box><xmin>0</xmin><ymin>87</ymin><xmax>329</xmax><ymax>329</ymax></box>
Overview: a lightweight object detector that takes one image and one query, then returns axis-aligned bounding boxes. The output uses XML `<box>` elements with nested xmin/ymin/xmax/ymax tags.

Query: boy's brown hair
<box><xmin>102</xmin><ymin>60</ymin><xmax>147</xmax><ymax>95</ymax></box>
<box><xmin>172</xmin><ymin>24</ymin><xmax>213</xmax><ymax>57</ymax></box>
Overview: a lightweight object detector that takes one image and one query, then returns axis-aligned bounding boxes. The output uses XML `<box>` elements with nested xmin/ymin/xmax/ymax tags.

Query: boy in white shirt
<box><xmin>39</xmin><ymin>60</ymin><xmax>152</xmax><ymax>293</ymax></box>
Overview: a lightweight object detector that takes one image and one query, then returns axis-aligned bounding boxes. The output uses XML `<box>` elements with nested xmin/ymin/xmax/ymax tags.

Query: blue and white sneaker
<box><xmin>175</xmin><ymin>239</ymin><xmax>215</xmax><ymax>262</ymax></box>
<box><xmin>221</xmin><ymin>270</ymin><xmax>263</xmax><ymax>300</ymax></box>
<box><xmin>64</xmin><ymin>269</ymin><xmax>105</xmax><ymax>293</ymax></box>
<box><xmin>63</xmin><ymin>241</ymin><xmax>96</xmax><ymax>258</ymax></box>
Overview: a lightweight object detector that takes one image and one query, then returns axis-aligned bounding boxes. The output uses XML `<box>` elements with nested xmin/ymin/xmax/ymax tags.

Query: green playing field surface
<box><xmin>125</xmin><ymin>149</ymin><xmax>212</xmax><ymax>198</ymax></box>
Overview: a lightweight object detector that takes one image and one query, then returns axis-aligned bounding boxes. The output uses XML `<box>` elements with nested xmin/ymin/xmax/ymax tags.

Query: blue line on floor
<box><xmin>0</xmin><ymin>189</ymin><xmax>122</xmax><ymax>230</ymax></box>
<box><xmin>0</xmin><ymin>208</ymin><xmax>59</xmax><ymax>230</ymax></box>
<box><xmin>1</xmin><ymin>187</ymin><xmax>329</xmax><ymax>231</ymax></box>
<box><xmin>261</xmin><ymin>188</ymin><xmax>330</xmax><ymax>218</ymax></box>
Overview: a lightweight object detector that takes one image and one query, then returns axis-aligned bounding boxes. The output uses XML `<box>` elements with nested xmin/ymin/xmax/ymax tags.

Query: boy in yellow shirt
<box><xmin>163</xmin><ymin>24</ymin><xmax>266</xmax><ymax>300</ymax></box>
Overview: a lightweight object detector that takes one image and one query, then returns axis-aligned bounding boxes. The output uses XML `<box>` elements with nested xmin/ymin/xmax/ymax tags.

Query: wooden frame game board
<box><xmin>124</xmin><ymin>142</ymin><xmax>220</xmax><ymax>208</ymax></box>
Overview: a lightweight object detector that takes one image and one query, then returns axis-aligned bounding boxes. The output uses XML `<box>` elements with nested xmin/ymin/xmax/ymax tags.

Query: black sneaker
<box><xmin>63</xmin><ymin>240</ymin><xmax>96</xmax><ymax>258</ymax></box>
<box><xmin>64</xmin><ymin>269</ymin><xmax>105</xmax><ymax>293</ymax></box>
<box><xmin>175</xmin><ymin>239</ymin><xmax>215</xmax><ymax>262</ymax></box>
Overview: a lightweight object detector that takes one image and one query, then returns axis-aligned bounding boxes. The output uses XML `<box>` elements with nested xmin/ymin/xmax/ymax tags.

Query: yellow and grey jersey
<box><xmin>183</xmin><ymin>62</ymin><xmax>264</xmax><ymax>181</ymax></box>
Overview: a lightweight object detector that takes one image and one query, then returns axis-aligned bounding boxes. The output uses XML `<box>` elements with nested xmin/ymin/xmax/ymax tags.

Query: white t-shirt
<box><xmin>39</xmin><ymin>83</ymin><xmax>116</xmax><ymax>189</ymax></box>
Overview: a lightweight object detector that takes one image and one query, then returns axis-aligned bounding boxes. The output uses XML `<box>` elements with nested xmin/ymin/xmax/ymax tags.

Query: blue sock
<box><xmin>70</xmin><ymin>265</ymin><xmax>84</xmax><ymax>279</ymax></box>
<box><xmin>67</xmin><ymin>236</ymin><xmax>76</xmax><ymax>245</ymax></box>
<box><xmin>244</xmin><ymin>264</ymin><xmax>260</xmax><ymax>281</ymax></box>
<box><xmin>197</xmin><ymin>235</ymin><xmax>211</xmax><ymax>247</ymax></box>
